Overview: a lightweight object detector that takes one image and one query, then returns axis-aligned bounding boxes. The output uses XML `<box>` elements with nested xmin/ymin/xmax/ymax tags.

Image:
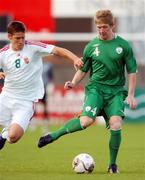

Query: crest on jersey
<box><xmin>93</xmin><ymin>45</ymin><xmax>100</xmax><ymax>56</ymax></box>
<box><xmin>116</xmin><ymin>47</ymin><xmax>123</xmax><ymax>54</ymax></box>
<box><xmin>24</xmin><ymin>57</ymin><xmax>30</xmax><ymax>64</ymax></box>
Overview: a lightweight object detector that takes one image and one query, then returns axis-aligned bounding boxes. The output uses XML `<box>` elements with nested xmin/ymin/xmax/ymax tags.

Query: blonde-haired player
<box><xmin>38</xmin><ymin>10</ymin><xmax>137</xmax><ymax>174</ymax></box>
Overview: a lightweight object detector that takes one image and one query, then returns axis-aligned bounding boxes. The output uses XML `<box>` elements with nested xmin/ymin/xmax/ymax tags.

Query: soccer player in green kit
<box><xmin>38</xmin><ymin>10</ymin><xmax>137</xmax><ymax>173</ymax></box>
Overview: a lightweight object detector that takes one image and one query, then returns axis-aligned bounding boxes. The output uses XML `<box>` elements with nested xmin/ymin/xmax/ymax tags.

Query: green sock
<box><xmin>51</xmin><ymin>118</ymin><xmax>84</xmax><ymax>141</ymax></box>
<box><xmin>109</xmin><ymin>129</ymin><xmax>121</xmax><ymax>165</ymax></box>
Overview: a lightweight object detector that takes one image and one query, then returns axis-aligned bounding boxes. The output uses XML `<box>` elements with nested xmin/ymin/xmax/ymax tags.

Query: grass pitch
<box><xmin>0</xmin><ymin>123</ymin><xmax>145</xmax><ymax>180</ymax></box>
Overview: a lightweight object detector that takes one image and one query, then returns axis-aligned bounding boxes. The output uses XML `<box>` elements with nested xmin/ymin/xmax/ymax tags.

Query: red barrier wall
<box><xmin>0</xmin><ymin>0</ymin><xmax>55</xmax><ymax>32</ymax></box>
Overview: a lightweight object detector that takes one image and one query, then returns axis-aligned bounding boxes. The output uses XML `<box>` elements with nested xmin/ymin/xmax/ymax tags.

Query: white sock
<box><xmin>1</xmin><ymin>128</ymin><xmax>9</xmax><ymax>139</ymax></box>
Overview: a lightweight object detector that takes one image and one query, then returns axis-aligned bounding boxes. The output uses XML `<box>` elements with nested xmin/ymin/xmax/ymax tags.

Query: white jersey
<box><xmin>0</xmin><ymin>41</ymin><xmax>54</xmax><ymax>101</ymax></box>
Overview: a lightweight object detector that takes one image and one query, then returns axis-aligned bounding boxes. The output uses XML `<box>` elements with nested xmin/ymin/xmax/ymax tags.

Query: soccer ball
<box><xmin>72</xmin><ymin>153</ymin><xmax>95</xmax><ymax>173</ymax></box>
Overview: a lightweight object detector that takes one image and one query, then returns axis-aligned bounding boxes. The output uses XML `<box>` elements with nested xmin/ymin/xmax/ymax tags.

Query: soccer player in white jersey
<box><xmin>0</xmin><ymin>21</ymin><xmax>83</xmax><ymax>150</ymax></box>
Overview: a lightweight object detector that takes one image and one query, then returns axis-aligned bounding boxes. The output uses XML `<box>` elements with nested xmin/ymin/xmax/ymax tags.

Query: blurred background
<box><xmin>0</xmin><ymin>0</ymin><xmax>145</xmax><ymax>128</ymax></box>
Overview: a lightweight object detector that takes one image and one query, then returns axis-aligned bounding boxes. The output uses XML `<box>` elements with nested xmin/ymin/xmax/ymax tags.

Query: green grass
<box><xmin>0</xmin><ymin>123</ymin><xmax>145</xmax><ymax>180</ymax></box>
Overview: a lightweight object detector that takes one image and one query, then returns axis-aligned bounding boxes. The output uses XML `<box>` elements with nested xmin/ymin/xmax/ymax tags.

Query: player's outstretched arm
<box><xmin>64</xmin><ymin>70</ymin><xmax>86</xmax><ymax>90</ymax></box>
<box><xmin>52</xmin><ymin>46</ymin><xmax>83</xmax><ymax>69</ymax></box>
<box><xmin>126</xmin><ymin>73</ymin><xmax>137</xmax><ymax>110</ymax></box>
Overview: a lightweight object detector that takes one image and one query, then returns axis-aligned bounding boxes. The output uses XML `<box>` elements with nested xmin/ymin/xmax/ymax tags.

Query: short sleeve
<box><xmin>27</xmin><ymin>41</ymin><xmax>55</xmax><ymax>57</ymax></box>
<box><xmin>36</xmin><ymin>42</ymin><xmax>55</xmax><ymax>56</ymax></box>
<box><xmin>124</xmin><ymin>43</ymin><xmax>137</xmax><ymax>74</ymax></box>
<box><xmin>80</xmin><ymin>45</ymin><xmax>92</xmax><ymax>72</ymax></box>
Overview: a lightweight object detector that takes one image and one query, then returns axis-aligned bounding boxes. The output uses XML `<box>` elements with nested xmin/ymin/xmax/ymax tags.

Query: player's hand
<box><xmin>0</xmin><ymin>72</ymin><xmax>5</xmax><ymax>79</ymax></box>
<box><xmin>64</xmin><ymin>81</ymin><xmax>74</xmax><ymax>90</ymax></box>
<box><xmin>125</xmin><ymin>95</ymin><xmax>137</xmax><ymax>110</ymax></box>
<box><xmin>74</xmin><ymin>58</ymin><xmax>83</xmax><ymax>70</ymax></box>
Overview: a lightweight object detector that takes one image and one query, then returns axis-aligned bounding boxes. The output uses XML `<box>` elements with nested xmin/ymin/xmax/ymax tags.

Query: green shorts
<box><xmin>81</xmin><ymin>84</ymin><xmax>127</xmax><ymax>124</ymax></box>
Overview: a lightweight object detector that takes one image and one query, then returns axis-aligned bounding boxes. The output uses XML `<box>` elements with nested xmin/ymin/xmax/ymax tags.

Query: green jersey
<box><xmin>81</xmin><ymin>35</ymin><xmax>137</xmax><ymax>86</ymax></box>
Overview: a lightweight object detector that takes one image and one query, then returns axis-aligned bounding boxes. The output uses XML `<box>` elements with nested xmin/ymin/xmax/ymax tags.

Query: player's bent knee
<box><xmin>80</xmin><ymin>116</ymin><xmax>94</xmax><ymax>128</ymax></box>
<box><xmin>8</xmin><ymin>133</ymin><xmax>22</xmax><ymax>143</ymax></box>
<box><xmin>8</xmin><ymin>123</ymin><xmax>24</xmax><ymax>143</ymax></box>
<box><xmin>109</xmin><ymin>117</ymin><xmax>122</xmax><ymax>130</ymax></box>
<box><xmin>109</xmin><ymin>121</ymin><xmax>122</xmax><ymax>130</ymax></box>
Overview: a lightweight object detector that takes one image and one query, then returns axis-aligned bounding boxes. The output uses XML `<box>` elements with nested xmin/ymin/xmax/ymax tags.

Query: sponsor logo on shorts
<box><xmin>85</xmin><ymin>106</ymin><xmax>91</xmax><ymax>112</ymax></box>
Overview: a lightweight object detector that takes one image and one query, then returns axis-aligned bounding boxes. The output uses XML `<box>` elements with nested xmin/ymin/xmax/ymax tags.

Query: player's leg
<box><xmin>105</xmin><ymin>92</ymin><xmax>125</xmax><ymax>173</ymax></box>
<box><xmin>108</xmin><ymin>116</ymin><xmax>122</xmax><ymax>173</ymax></box>
<box><xmin>1</xmin><ymin>99</ymin><xmax>34</xmax><ymax>145</ymax></box>
<box><xmin>0</xmin><ymin>121</ymin><xmax>25</xmax><ymax>148</ymax></box>
<box><xmin>38</xmin><ymin>116</ymin><xmax>93</xmax><ymax>148</ymax></box>
<box><xmin>8</xmin><ymin>100</ymin><xmax>34</xmax><ymax>143</ymax></box>
<box><xmin>0</xmin><ymin>95</ymin><xmax>11</xmax><ymax>150</ymax></box>
<box><xmin>7</xmin><ymin>123</ymin><xmax>24</xmax><ymax>143</ymax></box>
<box><xmin>38</xmin><ymin>90</ymin><xmax>103</xmax><ymax>148</ymax></box>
